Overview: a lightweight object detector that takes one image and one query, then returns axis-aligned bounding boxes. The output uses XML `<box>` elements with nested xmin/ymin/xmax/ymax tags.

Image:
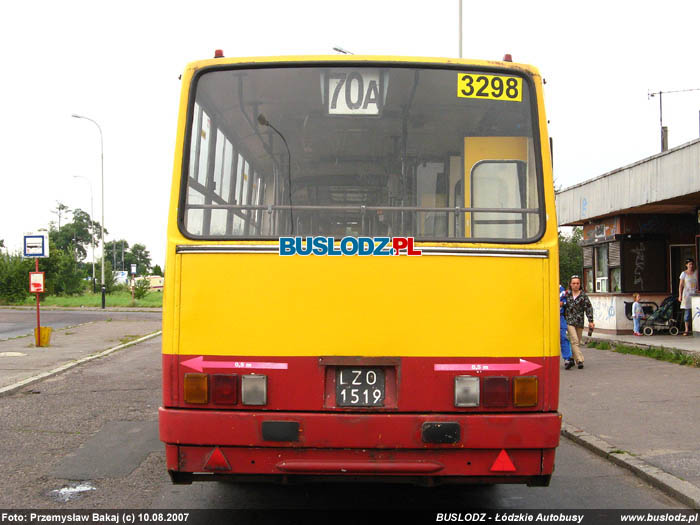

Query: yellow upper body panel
<box><xmin>172</xmin><ymin>249</ymin><xmax>552</xmax><ymax>358</ymax></box>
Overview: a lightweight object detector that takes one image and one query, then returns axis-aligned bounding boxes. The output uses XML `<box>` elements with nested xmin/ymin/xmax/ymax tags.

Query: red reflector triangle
<box><xmin>204</xmin><ymin>447</ymin><xmax>231</xmax><ymax>471</ymax></box>
<box><xmin>490</xmin><ymin>449</ymin><xmax>516</xmax><ymax>472</ymax></box>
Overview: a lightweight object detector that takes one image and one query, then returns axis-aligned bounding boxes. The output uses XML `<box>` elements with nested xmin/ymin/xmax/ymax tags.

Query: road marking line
<box><xmin>0</xmin><ymin>330</ymin><xmax>162</xmax><ymax>397</ymax></box>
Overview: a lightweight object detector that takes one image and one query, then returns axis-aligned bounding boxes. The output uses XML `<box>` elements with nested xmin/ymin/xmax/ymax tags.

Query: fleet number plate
<box><xmin>457</xmin><ymin>73</ymin><xmax>523</xmax><ymax>102</ymax></box>
<box><xmin>336</xmin><ymin>367</ymin><xmax>385</xmax><ymax>407</ymax></box>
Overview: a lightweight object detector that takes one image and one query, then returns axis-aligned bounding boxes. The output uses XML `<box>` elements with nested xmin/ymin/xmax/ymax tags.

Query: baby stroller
<box><xmin>640</xmin><ymin>296</ymin><xmax>680</xmax><ymax>336</ymax></box>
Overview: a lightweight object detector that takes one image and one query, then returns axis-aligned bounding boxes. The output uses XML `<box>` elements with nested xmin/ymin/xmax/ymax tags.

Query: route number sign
<box><xmin>324</xmin><ymin>70</ymin><xmax>388</xmax><ymax>116</ymax></box>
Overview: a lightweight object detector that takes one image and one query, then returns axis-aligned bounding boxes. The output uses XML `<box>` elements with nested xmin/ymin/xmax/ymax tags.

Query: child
<box><xmin>632</xmin><ymin>293</ymin><xmax>645</xmax><ymax>336</ymax></box>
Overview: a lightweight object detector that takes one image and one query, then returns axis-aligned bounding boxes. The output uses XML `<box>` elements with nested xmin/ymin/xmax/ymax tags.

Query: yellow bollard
<box><xmin>34</xmin><ymin>326</ymin><xmax>52</xmax><ymax>347</ymax></box>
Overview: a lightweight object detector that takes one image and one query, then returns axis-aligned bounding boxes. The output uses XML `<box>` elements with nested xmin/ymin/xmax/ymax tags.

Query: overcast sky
<box><xmin>2</xmin><ymin>0</ymin><xmax>700</xmax><ymax>267</ymax></box>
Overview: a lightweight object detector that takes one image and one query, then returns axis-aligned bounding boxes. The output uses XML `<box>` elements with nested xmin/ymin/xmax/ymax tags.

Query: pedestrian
<box><xmin>564</xmin><ymin>275</ymin><xmax>594</xmax><ymax>369</ymax></box>
<box><xmin>632</xmin><ymin>293</ymin><xmax>645</xmax><ymax>336</ymax></box>
<box><xmin>678</xmin><ymin>258</ymin><xmax>698</xmax><ymax>336</ymax></box>
<box><xmin>560</xmin><ymin>284</ymin><xmax>574</xmax><ymax>369</ymax></box>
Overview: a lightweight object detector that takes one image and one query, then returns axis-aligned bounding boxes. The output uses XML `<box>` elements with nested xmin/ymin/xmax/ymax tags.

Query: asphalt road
<box><xmin>0</xmin><ymin>308</ymin><xmax>161</xmax><ymax>340</ymax></box>
<box><xmin>0</xmin><ymin>335</ymin><xmax>688</xmax><ymax>515</ymax></box>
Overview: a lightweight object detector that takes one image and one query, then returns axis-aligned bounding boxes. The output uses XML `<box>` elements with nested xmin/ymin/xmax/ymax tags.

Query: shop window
<box><xmin>584</xmin><ymin>268</ymin><xmax>593</xmax><ymax>293</ymax></box>
<box><xmin>582</xmin><ymin>246</ymin><xmax>593</xmax><ymax>292</ymax></box>
<box><xmin>608</xmin><ymin>241</ymin><xmax>621</xmax><ymax>293</ymax></box>
<box><xmin>595</xmin><ymin>244</ymin><xmax>608</xmax><ymax>292</ymax></box>
<box><xmin>610</xmin><ymin>267</ymin><xmax>621</xmax><ymax>292</ymax></box>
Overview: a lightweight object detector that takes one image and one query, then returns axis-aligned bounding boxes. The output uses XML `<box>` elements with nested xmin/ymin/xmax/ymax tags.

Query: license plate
<box><xmin>336</xmin><ymin>367</ymin><xmax>385</xmax><ymax>407</ymax></box>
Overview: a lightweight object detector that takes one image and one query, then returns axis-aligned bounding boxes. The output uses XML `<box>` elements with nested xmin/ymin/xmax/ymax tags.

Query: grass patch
<box><xmin>119</xmin><ymin>335</ymin><xmax>141</xmax><ymax>345</ymax></box>
<box><xmin>18</xmin><ymin>291</ymin><xmax>162</xmax><ymax>308</ymax></box>
<box><xmin>588</xmin><ymin>341</ymin><xmax>700</xmax><ymax>367</ymax></box>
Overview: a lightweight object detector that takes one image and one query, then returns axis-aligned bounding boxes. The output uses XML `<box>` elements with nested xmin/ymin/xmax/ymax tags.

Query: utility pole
<box><xmin>648</xmin><ymin>87</ymin><xmax>700</xmax><ymax>152</ymax></box>
<box><xmin>458</xmin><ymin>0</ymin><xmax>462</xmax><ymax>58</ymax></box>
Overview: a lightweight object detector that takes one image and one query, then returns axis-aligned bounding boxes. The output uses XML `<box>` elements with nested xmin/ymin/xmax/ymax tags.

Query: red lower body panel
<box><xmin>160</xmin><ymin>408</ymin><xmax>560</xmax><ymax>484</ymax></box>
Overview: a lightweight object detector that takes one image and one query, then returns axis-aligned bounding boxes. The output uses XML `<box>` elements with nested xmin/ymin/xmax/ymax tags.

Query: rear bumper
<box><xmin>160</xmin><ymin>408</ymin><xmax>560</xmax><ymax>483</ymax></box>
<box><xmin>159</xmin><ymin>408</ymin><xmax>560</xmax><ymax>448</ymax></box>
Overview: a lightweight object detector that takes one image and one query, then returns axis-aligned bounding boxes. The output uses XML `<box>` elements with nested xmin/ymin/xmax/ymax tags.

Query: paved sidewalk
<box><xmin>0</xmin><ymin>317</ymin><xmax>162</xmax><ymax>393</ymax></box>
<box><xmin>560</xmin><ymin>332</ymin><xmax>700</xmax><ymax>508</ymax></box>
<box><xmin>590</xmin><ymin>330</ymin><xmax>700</xmax><ymax>355</ymax></box>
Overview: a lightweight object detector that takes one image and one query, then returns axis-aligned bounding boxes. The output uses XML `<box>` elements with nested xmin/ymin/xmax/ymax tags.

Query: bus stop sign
<box><xmin>23</xmin><ymin>233</ymin><xmax>49</xmax><ymax>258</ymax></box>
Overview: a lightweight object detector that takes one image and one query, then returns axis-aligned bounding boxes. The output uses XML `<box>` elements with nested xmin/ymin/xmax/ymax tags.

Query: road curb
<box><xmin>0</xmin><ymin>330</ymin><xmax>162</xmax><ymax>398</ymax></box>
<box><xmin>562</xmin><ymin>422</ymin><xmax>700</xmax><ymax>509</ymax></box>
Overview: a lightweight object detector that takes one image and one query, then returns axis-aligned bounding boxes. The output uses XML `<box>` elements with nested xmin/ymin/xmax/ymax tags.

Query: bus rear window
<box><xmin>180</xmin><ymin>65</ymin><xmax>544</xmax><ymax>242</ymax></box>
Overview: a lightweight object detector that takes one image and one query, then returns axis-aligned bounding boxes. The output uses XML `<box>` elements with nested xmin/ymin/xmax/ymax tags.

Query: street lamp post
<box><xmin>72</xmin><ymin>114</ymin><xmax>105</xmax><ymax>308</ymax></box>
<box><xmin>72</xmin><ymin>175</ymin><xmax>96</xmax><ymax>293</ymax></box>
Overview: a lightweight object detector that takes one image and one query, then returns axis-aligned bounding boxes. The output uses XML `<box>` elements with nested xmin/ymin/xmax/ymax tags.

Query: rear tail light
<box><xmin>454</xmin><ymin>376</ymin><xmax>479</xmax><ymax>407</ymax></box>
<box><xmin>184</xmin><ymin>373</ymin><xmax>208</xmax><ymax>404</ymax></box>
<box><xmin>482</xmin><ymin>376</ymin><xmax>509</xmax><ymax>407</ymax></box>
<box><xmin>241</xmin><ymin>374</ymin><xmax>267</xmax><ymax>405</ymax></box>
<box><xmin>513</xmin><ymin>376</ymin><xmax>538</xmax><ymax>407</ymax></box>
<box><xmin>212</xmin><ymin>374</ymin><xmax>237</xmax><ymax>404</ymax></box>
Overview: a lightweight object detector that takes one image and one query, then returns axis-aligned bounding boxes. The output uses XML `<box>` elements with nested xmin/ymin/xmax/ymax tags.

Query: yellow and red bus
<box><xmin>159</xmin><ymin>54</ymin><xmax>560</xmax><ymax>486</ymax></box>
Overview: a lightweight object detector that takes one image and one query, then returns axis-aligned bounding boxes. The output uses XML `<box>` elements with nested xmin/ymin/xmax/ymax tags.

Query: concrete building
<box><xmin>556</xmin><ymin>138</ymin><xmax>700</xmax><ymax>334</ymax></box>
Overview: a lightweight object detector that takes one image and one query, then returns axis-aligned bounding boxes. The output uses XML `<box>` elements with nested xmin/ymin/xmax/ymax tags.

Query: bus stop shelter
<box><xmin>556</xmin><ymin>138</ymin><xmax>700</xmax><ymax>334</ymax></box>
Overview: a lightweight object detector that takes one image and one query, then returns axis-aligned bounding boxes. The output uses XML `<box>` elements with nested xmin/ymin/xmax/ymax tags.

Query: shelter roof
<box><xmin>556</xmin><ymin>138</ymin><xmax>700</xmax><ymax>226</ymax></box>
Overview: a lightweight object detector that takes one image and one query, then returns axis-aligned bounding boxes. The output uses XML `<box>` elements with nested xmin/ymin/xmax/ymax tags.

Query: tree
<box><xmin>51</xmin><ymin>202</ymin><xmax>71</xmax><ymax>231</ymax></box>
<box><xmin>104</xmin><ymin>239</ymin><xmax>152</xmax><ymax>275</ymax></box>
<box><xmin>133</xmin><ymin>277</ymin><xmax>150</xmax><ymax>300</ymax></box>
<box><xmin>559</xmin><ymin>227</ymin><xmax>583</xmax><ymax>287</ymax></box>
<box><xmin>105</xmin><ymin>239</ymin><xmax>129</xmax><ymax>271</ymax></box>
<box><xmin>95</xmin><ymin>259</ymin><xmax>118</xmax><ymax>294</ymax></box>
<box><xmin>151</xmin><ymin>264</ymin><xmax>163</xmax><ymax>277</ymax></box>
<box><xmin>0</xmin><ymin>252</ymin><xmax>33</xmax><ymax>303</ymax></box>
<box><xmin>129</xmin><ymin>244</ymin><xmax>151</xmax><ymax>275</ymax></box>
<box><xmin>38</xmin><ymin>240</ymin><xmax>85</xmax><ymax>296</ymax></box>
<box><xmin>71</xmin><ymin>208</ymin><xmax>104</xmax><ymax>256</ymax></box>
<box><xmin>49</xmin><ymin>208</ymin><xmax>104</xmax><ymax>262</ymax></box>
